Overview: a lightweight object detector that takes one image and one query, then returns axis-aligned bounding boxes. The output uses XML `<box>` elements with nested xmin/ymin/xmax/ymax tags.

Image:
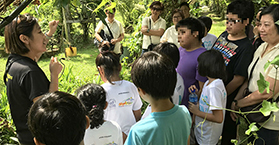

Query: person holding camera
<box><xmin>141</xmin><ymin>1</ymin><xmax>166</xmax><ymax>55</ymax></box>
<box><xmin>95</xmin><ymin>4</ymin><xmax>124</xmax><ymax>55</ymax></box>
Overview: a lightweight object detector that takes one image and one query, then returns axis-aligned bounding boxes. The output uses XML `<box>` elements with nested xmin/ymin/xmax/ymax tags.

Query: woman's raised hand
<box><xmin>48</xmin><ymin>20</ymin><xmax>59</xmax><ymax>36</ymax></box>
<box><xmin>49</xmin><ymin>57</ymin><xmax>63</xmax><ymax>77</ymax></box>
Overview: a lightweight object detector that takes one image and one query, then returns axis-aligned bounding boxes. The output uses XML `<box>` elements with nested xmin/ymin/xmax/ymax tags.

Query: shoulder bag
<box><xmin>147</xmin><ymin>18</ymin><xmax>157</xmax><ymax>51</ymax></box>
<box><xmin>94</xmin><ymin>22</ymin><xmax>115</xmax><ymax>51</ymax></box>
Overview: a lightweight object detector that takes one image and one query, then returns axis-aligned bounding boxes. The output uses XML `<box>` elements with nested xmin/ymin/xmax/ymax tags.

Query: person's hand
<box><xmin>188</xmin><ymin>85</ymin><xmax>198</xmax><ymax>93</ymax></box>
<box><xmin>142</xmin><ymin>27</ymin><xmax>148</xmax><ymax>33</ymax></box>
<box><xmin>48</xmin><ymin>20</ymin><xmax>59</xmax><ymax>36</ymax></box>
<box><xmin>49</xmin><ymin>57</ymin><xmax>63</xmax><ymax>77</ymax></box>
<box><xmin>111</xmin><ymin>38</ymin><xmax>118</xmax><ymax>45</ymax></box>
<box><xmin>102</xmin><ymin>40</ymin><xmax>111</xmax><ymax>47</ymax></box>
<box><xmin>230</xmin><ymin>102</ymin><xmax>238</xmax><ymax>121</ymax></box>
<box><xmin>188</xmin><ymin>102</ymin><xmax>199</xmax><ymax>115</ymax></box>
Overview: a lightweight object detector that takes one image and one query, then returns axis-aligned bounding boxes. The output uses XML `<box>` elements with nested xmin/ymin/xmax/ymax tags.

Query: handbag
<box><xmin>240</xmin><ymin>57</ymin><xmax>279</xmax><ymax>123</ymax></box>
<box><xmin>94</xmin><ymin>23</ymin><xmax>115</xmax><ymax>51</ymax></box>
<box><xmin>147</xmin><ymin>18</ymin><xmax>157</xmax><ymax>51</ymax></box>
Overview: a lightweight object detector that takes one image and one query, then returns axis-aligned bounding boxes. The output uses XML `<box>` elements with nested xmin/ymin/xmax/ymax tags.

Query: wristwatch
<box><xmin>100</xmin><ymin>39</ymin><xmax>104</xmax><ymax>43</ymax></box>
<box><xmin>147</xmin><ymin>28</ymin><xmax>150</xmax><ymax>33</ymax></box>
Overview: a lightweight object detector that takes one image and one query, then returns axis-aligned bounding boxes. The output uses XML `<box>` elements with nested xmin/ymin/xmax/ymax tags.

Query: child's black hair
<box><xmin>131</xmin><ymin>51</ymin><xmax>177</xmax><ymax>100</ymax></box>
<box><xmin>197</xmin><ymin>49</ymin><xmax>226</xmax><ymax>81</ymax></box>
<box><xmin>227</xmin><ymin>0</ymin><xmax>254</xmax><ymax>24</ymax></box>
<box><xmin>176</xmin><ymin>17</ymin><xmax>205</xmax><ymax>41</ymax></box>
<box><xmin>76</xmin><ymin>83</ymin><xmax>106</xmax><ymax>129</ymax></box>
<box><xmin>260</xmin><ymin>4</ymin><xmax>279</xmax><ymax>34</ymax></box>
<box><xmin>153</xmin><ymin>42</ymin><xmax>180</xmax><ymax>68</ymax></box>
<box><xmin>28</xmin><ymin>91</ymin><xmax>87</xmax><ymax>145</ymax></box>
<box><xmin>95</xmin><ymin>51</ymin><xmax>121</xmax><ymax>84</ymax></box>
<box><xmin>198</xmin><ymin>16</ymin><xmax>213</xmax><ymax>32</ymax></box>
<box><xmin>180</xmin><ymin>2</ymin><xmax>189</xmax><ymax>9</ymax></box>
<box><xmin>149</xmin><ymin>1</ymin><xmax>164</xmax><ymax>11</ymax></box>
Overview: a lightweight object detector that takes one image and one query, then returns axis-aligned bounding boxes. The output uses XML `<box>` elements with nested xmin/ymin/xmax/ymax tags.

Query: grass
<box><xmin>210</xmin><ymin>16</ymin><xmax>226</xmax><ymax>37</ymax></box>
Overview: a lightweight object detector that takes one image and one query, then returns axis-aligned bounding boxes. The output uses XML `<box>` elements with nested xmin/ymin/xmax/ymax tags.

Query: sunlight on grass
<box><xmin>210</xmin><ymin>16</ymin><xmax>226</xmax><ymax>37</ymax></box>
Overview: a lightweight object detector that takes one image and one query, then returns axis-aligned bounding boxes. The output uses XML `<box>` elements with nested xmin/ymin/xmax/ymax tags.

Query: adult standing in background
<box><xmin>231</xmin><ymin>4</ymin><xmax>279</xmax><ymax>145</ymax></box>
<box><xmin>95</xmin><ymin>4</ymin><xmax>124</xmax><ymax>55</ymax></box>
<box><xmin>251</xmin><ymin>6</ymin><xmax>266</xmax><ymax>51</ymax></box>
<box><xmin>4</xmin><ymin>14</ymin><xmax>62</xmax><ymax>145</ymax></box>
<box><xmin>180</xmin><ymin>2</ymin><xmax>190</xmax><ymax>19</ymax></box>
<box><xmin>160</xmin><ymin>9</ymin><xmax>184</xmax><ymax>48</ymax></box>
<box><xmin>141</xmin><ymin>1</ymin><xmax>166</xmax><ymax>54</ymax></box>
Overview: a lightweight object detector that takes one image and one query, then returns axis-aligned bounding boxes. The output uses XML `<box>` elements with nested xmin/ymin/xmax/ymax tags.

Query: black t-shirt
<box><xmin>4</xmin><ymin>54</ymin><xmax>50</xmax><ymax>144</ymax></box>
<box><xmin>212</xmin><ymin>31</ymin><xmax>254</xmax><ymax>106</ymax></box>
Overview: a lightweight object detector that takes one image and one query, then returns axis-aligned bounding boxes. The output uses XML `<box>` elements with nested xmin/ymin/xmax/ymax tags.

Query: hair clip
<box><xmin>92</xmin><ymin>105</ymin><xmax>97</xmax><ymax>109</ymax></box>
<box><xmin>275</xmin><ymin>20</ymin><xmax>279</xmax><ymax>26</ymax></box>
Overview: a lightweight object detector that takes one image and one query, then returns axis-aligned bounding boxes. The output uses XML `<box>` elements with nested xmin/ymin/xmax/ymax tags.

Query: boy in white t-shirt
<box><xmin>198</xmin><ymin>16</ymin><xmax>217</xmax><ymax>50</ymax></box>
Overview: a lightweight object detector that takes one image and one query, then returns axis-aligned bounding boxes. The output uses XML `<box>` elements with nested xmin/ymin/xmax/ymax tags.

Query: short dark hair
<box><xmin>180</xmin><ymin>2</ymin><xmax>189</xmax><ymax>9</ymax></box>
<box><xmin>131</xmin><ymin>51</ymin><xmax>177</xmax><ymax>100</ymax></box>
<box><xmin>4</xmin><ymin>14</ymin><xmax>37</xmax><ymax>55</ymax></box>
<box><xmin>172</xmin><ymin>9</ymin><xmax>185</xmax><ymax>19</ymax></box>
<box><xmin>227</xmin><ymin>0</ymin><xmax>254</xmax><ymax>24</ymax></box>
<box><xmin>95</xmin><ymin>51</ymin><xmax>121</xmax><ymax>84</ymax></box>
<box><xmin>153</xmin><ymin>42</ymin><xmax>180</xmax><ymax>68</ymax></box>
<box><xmin>76</xmin><ymin>83</ymin><xmax>106</xmax><ymax>129</ymax></box>
<box><xmin>260</xmin><ymin>4</ymin><xmax>279</xmax><ymax>34</ymax></box>
<box><xmin>198</xmin><ymin>16</ymin><xmax>213</xmax><ymax>32</ymax></box>
<box><xmin>197</xmin><ymin>49</ymin><xmax>226</xmax><ymax>80</ymax></box>
<box><xmin>176</xmin><ymin>17</ymin><xmax>205</xmax><ymax>41</ymax></box>
<box><xmin>28</xmin><ymin>91</ymin><xmax>87</xmax><ymax>145</ymax></box>
<box><xmin>149</xmin><ymin>1</ymin><xmax>164</xmax><ymax>11</ymax></box>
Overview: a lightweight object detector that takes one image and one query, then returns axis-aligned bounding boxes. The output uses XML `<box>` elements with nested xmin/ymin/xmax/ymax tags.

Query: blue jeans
<box><xmin>253</xmin><ymin>127</ymin><xmax>279</xmax><ymax>145</ymax></box>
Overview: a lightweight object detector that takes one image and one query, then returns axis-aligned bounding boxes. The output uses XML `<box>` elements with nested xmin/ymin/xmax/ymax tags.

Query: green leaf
<box><xmin>264</xmin><ymin>61</ymin><xmax>271</xmax><ymax>71</ymax></box>
<box><xmin>270</xmin><ymin>55</ymin><xmax>279</xmax><ymax>65</ymax></box>
<box><xmin>257</xmin><ymin>73</ymin><xmax>270</xmax><ymax>93</ymax></box>
<box><xmin>104</xmin><ymin>2</ymin><xmax>116</xmax><ymax>12</ymax></box>
<box><xmin>231</xmin><ymin>139</ymin><xmax>238</xmax><ymax>145</ymax></box>
<box><xmin>260</xmin><ymin>100</ymin><xmax>279</xmax><ymax>116</ymax></box>
<box><xmin>245</xmin><ymin>122</ymin><xmax>259</xmax><ymax>135</ymax></box>
<box><xmin>71</xmin><ymin>0</ymin><xmax>80</xmax><ymax>7</ymax></box>
<box><xmin>93</xmin><ymin>0</ymin><xmax>109</xmax><ymax>13</ymax></box>
<box><xmin>265</xmin><ymin>55</ymin><xmax>279</xmax><ymax>71</ymax></box>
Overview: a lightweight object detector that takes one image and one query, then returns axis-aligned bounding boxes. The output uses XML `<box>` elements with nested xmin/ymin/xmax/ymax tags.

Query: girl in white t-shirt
<box><xmin>95</xmin><ymin>51</ymin><xmax>142</xmax><ymax>142</ymax></box>
<box><xmin>77</xmin><ymin>83</ymin><xmax>123</xmax><ymax>145</ymax></box>
<box><xmin>188</xmin><ymin>49</ymin><xmax>227</xmax><ymax>145</ymax></box>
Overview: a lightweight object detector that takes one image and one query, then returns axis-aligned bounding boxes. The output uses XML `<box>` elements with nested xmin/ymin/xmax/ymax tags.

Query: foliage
<box><xmin>0</xmin><ymin>89</ymin><xmax>18</xmax><ymax>144</ymax></box>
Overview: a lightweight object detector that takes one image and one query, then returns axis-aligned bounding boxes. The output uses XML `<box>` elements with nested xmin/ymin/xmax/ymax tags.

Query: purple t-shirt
<box><xmin>176</xmin><ymin>47</ymin><xmax>207</xmax><ymax>107</ymax></box>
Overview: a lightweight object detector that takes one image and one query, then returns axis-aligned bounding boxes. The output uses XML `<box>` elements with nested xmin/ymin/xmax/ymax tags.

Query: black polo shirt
<box><xmin>4</xmin><ymin>54</ymin><xmax>50</xmax><ymax>144</ymax></box>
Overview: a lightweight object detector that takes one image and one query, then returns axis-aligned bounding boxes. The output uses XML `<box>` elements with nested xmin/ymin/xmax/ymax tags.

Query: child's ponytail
<box><xmin>95</xmin><ymin>51</ymin><xmax>121</xmax><ymax>84</ymax></box>
<box><xmin>76</xmin><ymin>84</ymin><xmax>107</xmax><ymax>129</ymax></box>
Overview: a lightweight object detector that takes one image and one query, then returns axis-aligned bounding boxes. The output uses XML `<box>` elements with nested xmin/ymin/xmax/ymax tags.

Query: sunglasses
<box><xmin>226</xmin><ymin>18</ymin><xmax>242</xmax><ymax>24</ymax></box>
<box><xmin>152</xmin><ymin>7</ymin><xmax>163</xmax><ymax>11</ymax></box>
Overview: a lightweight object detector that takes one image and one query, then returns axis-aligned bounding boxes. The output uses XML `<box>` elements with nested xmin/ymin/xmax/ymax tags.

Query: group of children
<box><xmin>27</xmin><ymin>0</ymin><xmax>257</xmax><ymax>145</ymax></box>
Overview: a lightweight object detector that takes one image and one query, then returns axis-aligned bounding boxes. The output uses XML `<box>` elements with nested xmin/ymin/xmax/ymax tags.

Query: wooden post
<box><xmin>62</xmin><ymin>7</ymin><xmax>70</xmax><ymax>44</ymax></box>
